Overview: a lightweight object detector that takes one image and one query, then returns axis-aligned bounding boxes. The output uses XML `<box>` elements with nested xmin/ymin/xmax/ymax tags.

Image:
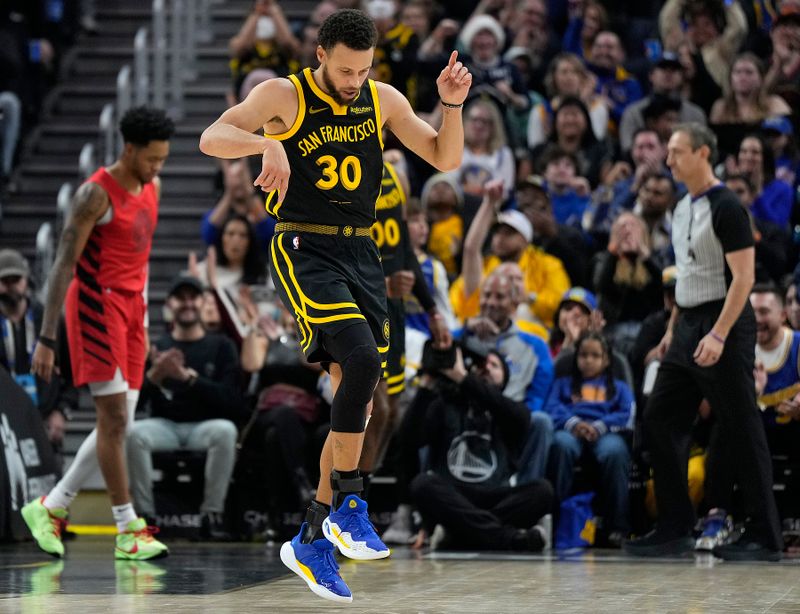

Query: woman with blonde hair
<box><xmin>527</xmin><ymin>52</ymin><xmax>608</xmax><ymax>149</ymax></box>
<box><xmin>591</xmin><ymin>211</ymin><xmax>663</xmax><ymax>354</ymax></box>
<box><xmin>452</xmin><ymin>97</ymin><xmax>516</xmax><ymax>197</ymax></box>
<box><xmin>709</xmin><ymin>53</ymin><xmax>791</xmax><ymax>125</ymax></box>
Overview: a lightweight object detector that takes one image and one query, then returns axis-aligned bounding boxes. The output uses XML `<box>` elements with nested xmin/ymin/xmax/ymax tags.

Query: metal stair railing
<box><xmin>134</xmin><ymin>26</ymin><xmax>150</xmax><ymax>106</ymax></box>
<box><xmin>34</xmin><ymin>222</ymin><xmax>55</xmax><ymax>303</ymax></box>
<box><xmin>99</xmin><ymin>103</ymin><xmax>115</xmax><ymax>166</ymax></box>
<box><xmin>78</xmin><ymin>142</ymin><xmax>95</xmax><ymax>180</ymax></box>
<box><xmin>56</xmin><ymin>182</ymin><xmax>72</xmax><ymax>234</ymax></box>
<box><xmin>153</xmin><ymin>0</ymin><xmax>167</xmax><ymax>109</ymax></box>
<box><xmin>169</xmin><ymin>0</ymin><xmax>185</xmax><ymax>119</ymax></box>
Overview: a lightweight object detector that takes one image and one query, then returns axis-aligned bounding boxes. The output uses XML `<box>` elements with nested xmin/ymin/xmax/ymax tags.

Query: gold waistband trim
<box><xmin>274</xmin><ymin>222</ymin><xmax>371</xmax><ymax>237</ymax></box>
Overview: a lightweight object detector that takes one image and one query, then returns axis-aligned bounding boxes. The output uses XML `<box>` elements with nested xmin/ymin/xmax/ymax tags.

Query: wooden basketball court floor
<box><xmin>1</xmin><ymin>538</ymin><xmax>799</xmax><ymax>613</ymax></box>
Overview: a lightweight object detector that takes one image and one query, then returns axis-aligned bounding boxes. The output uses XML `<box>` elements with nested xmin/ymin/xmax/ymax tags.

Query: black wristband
<box><xmin>440</xmin><ymin>100</ymin><xmax>463</xmax><ymax>109</ymax></box>
<box><xmin>38</xmin><ymin>336</ymin><xmax>57</xmax><ymax>350</ymax></box>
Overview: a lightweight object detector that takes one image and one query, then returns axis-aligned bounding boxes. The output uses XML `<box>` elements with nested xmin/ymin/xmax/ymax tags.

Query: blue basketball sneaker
<box><xmin>279</xmin><ymin>523</ymin><xmax>352</xmax><ymax>603</ymax></box>
<box><xmin>695</xmin><ymin>508</ymin><xmax>734</xmax><ymax>552</ymax></box>
<box><xmin>323</xmin><ymin>494</ymin><xmax>390</xmax><ymax>560</ymax></box>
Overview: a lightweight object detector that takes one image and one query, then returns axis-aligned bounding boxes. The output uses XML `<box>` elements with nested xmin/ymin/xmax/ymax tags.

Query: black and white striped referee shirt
<box><xmin>672</xmin><ymin>184</ymin><xmax>754</xmax><ymax>308</ymax></box>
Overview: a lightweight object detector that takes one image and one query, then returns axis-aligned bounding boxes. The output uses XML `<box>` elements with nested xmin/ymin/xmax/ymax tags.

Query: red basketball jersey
<box><xmin>77</xmin><ymin>168</ymin><xmax>158</xmax><ymax>293</ymax></box>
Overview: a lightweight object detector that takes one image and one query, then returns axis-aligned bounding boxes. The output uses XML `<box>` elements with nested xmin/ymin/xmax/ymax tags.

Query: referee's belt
<box><xmin>274</xmin><ymin>222</ymin><xmax>372</xmax><ymax>238</ymax></box>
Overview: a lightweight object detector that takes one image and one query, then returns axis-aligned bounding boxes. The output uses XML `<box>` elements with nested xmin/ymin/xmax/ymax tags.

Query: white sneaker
<box><xmin>533</xmin><ymin>514</ymin><xmax>553</xmax><ymax>552</ymax></box>
<box><xmin>382</xmin><ymin>504</ymin><xmax>414</xmax><ymax>545</ymax></box>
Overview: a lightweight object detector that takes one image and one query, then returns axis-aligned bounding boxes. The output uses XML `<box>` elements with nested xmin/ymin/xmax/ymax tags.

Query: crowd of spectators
<box><xmin>0</xmin><ymin>1</ymin><xmax>96</xmax><ymax>194</ymax></box>
<box><xmin>6</xmin><ymin>0</ymin><xmax>800</xmax><ymax>550</ymax></box>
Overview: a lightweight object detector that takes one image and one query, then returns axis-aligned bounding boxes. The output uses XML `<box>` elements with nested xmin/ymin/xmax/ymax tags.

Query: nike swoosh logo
<box><xmin>309</xmin><ymin>106</ymin><xmax>328</xmax><ymax>114</ymax></box>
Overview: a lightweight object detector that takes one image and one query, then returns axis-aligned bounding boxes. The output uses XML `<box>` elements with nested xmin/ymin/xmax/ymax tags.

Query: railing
<box><xmin>34</xmin><ymin>0</ymin><xmax>212</xmax><ymax>279</ymax></box>
<box><xmin>169</xmin><ymin>0</ymin><xmax>185</xmax><ymax>118</ymax></box>
<box><xmin>183</xmin><ymin>0</ymin><xmax>197</xmax><ymax>81</ymax></box>
<box><xmin>34</xmin><ymin>222</ymin><xmax>55</xmax><ymax>303</ymax></box>
<box><xmin>116</xmin><ymin>65</ymin><xmax>132</xmax><ymax>122</ymax></box>
<box><xmin>78</xmin><ymin>143</ymin><xmax>95</xmax><ymax>180</ymax></box>
<box><xmin>134</xmin><ymin>27</ymin><xmax>149</xmax><ymax>106</ymax></box>
<box><xmin>99</xmin><ymin>103</ymin><xmax>115</xmax><ymax>166</ymax></box>
<box><xmin>197</xmin><ymin>0</ymin><xmax>213</xmax><ymax>43</ymax></box>
<box><xmin>116</xmin><ymin>64</ymin><xmax>132</xmax><ymax>156</ymax></box>
<box><xmin>142</xmin><ymin>0</ymin><xmax>213</xmax><ymax>118</ymax></box>
<box><xmin>56</xmin><ymin>182</ymin><xmax>73</xmax><ymax>234</ymax></box>
<box><xmin>152</xmin><ymin>0</ymin><xmax>167</xmax><ymax>109</ymax></box>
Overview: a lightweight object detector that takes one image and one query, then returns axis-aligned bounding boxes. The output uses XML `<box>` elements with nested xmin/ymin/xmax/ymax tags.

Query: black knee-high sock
<box><xmin>331</xmin><ymin>469</ymin><xmax>363</xmax><ymax>509</ymax></box>
<box><xmin>301</xmin><ymin>499</ymin><xmax>330</xmax><ymax>544</ymax></box>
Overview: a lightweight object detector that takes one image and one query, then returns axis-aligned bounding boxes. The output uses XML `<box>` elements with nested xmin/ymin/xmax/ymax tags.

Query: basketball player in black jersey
<box><xmin>200</xmin><ymin>9</ymin><xmax>470</xmax><ymax>602</ymax></box>
<box><xmin>359</xmin><ymin>157</ymin><xmax>450</xmax><ymax>491</ymax></box>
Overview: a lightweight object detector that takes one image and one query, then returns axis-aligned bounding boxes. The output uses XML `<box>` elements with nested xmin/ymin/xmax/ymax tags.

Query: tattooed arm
<box><xmin>31</xmin><ymin>182</ymin><xmax>110</xmax><ymax>382</ymax></box>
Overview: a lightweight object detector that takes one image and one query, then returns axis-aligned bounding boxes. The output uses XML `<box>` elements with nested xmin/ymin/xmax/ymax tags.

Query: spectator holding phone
<box><xmin>592</xmin><ymin>212</ymin><xmax>664</xmax><ymax>356</ymax></box>
<box><xmin>228</xmin><ymin>0</ymin><xmax>300</xmax><ymax>105</ymax></box>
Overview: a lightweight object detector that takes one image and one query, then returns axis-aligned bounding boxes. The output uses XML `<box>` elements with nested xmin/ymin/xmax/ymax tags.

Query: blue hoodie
<box><xmin>544</xmin><ymin>375</ymin><xmax>634</xmax><ymax>436</ymax></box>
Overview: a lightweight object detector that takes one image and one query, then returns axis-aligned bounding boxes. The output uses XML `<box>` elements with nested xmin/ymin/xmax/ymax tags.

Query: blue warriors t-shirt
<box><xmin>757</xmin><ymin>328</ymin><xmax>800</xmax><ymax>427</ymax></box>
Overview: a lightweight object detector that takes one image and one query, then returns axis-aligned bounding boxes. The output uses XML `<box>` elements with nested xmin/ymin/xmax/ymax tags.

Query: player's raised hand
<box><xmin>436</xmin><ymin>51</ymin><xmax>472</xmax><ymax>106</ymax></box>
<box><xmin>254</xmin><ymin>139</ymin><xmax>291</xmax><ymax>204</ymax></box>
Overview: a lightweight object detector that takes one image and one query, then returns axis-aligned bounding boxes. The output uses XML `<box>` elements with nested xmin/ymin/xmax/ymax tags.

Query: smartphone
<box><xmin>256</xmin><ymin>16</ymin><xmax>276</xmax><ymax>40</ymax></box>
<box><xmin>251</xmin><ymin>284</ymin><xmax>281</xmax><ymax>320</ymax></box>
<box><xmin>421</xmin><ymin>339</ymin><xmax>456</xmax><ymax>371</ymax></box>
<box><xmin>644</xmin><ymin>39</ymin><xmax>662</xmax><ymax>63</ymax></box>
<box><xmin>29</xmin><ymin>40</ymin><xmax>41</xmax><ymax>63</ymax></box>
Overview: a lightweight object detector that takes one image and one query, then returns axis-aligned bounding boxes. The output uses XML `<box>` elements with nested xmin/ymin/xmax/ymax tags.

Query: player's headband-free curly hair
<box><xmin>120</xmin><ymin>106</ymin><xmax>176</xmax><ymax>146</ymax></box>
<box><xmin>317</xmin><ymin>8</ymin><xmax>378</xmax><ymax>52</ymax></box>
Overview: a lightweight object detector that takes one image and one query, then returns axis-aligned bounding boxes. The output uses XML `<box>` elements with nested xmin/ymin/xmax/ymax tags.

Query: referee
<box><xmin>624</xmin><ymin>124</ymin><xmax>782</xmax><ymax>561</ymax></box>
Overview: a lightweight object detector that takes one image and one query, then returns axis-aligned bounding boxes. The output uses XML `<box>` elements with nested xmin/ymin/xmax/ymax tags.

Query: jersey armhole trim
<box><xmin>369</xmin><ymin>79</ymin><xmax>384</xmax><ymax>150</ymax></box>
<box><xmin>264</xmin><ymin>74</ymin><xmax>306</xmax><ymax>141</ymax></box>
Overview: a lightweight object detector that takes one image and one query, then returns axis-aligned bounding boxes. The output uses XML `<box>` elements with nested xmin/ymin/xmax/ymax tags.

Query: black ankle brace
<box><xmin>331</xmin><ymin>469</ymin><xmax>363</xmax><ymax>509</ymax></box>
<box><xmin>300</xmin><ymin>500</ymin><xmax>330</xmax><ymax>544</ymax></box>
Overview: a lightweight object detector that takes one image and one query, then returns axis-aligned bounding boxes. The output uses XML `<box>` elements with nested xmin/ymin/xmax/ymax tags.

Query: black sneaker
<box><xmin>712</xmin><ymin>538</ymin><xmax>781</xmax><ymax>562</ymax></box>
<box><xmin>601</xmin><ymin>531</ymin><xmax>625</xmax><ymax>549</ymax></box>
<box><xmin>623</xmin><ymin>530</ymin><xmax>694</xmax><ymax>557</ymax></box>
<box><xmin>510</xmin><ymin>527</ymin><xmax>546</xmax><ymax>552</ymax></box>
<box><xmin>200</xmin><ymin>512</ymin><xmax>232</xmax><ymax>541</ymax></box>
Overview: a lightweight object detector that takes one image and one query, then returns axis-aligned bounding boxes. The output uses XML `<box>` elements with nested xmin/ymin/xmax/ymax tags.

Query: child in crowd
<box><xmin>545</xmin><ymin>331</ymin><xmax>633</xmax><ymax>545</ymax></box>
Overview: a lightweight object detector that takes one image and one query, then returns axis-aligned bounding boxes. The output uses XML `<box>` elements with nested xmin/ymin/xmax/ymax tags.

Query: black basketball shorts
<box><xmin>269</xmin><ymin>230</ymin><xmax>389</xmax><ymax>368</ymax></box>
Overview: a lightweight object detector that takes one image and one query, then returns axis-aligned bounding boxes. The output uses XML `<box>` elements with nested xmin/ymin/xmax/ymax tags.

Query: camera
<box><xmin>420</xmin><ymin>338</ymin><xmax>489</xmax><ymax>374</ymax></box>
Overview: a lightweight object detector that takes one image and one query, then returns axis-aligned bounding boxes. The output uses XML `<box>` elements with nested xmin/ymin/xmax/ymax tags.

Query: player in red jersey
<box><xmin>23</xmin><ymin>107</ymin><xmax>174</xmax><ymax>560</ymax></box>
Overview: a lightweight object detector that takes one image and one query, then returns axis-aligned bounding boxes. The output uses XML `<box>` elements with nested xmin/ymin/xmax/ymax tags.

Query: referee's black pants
<box><xmin>644</xmin><ymin>300</ymin><xmax>782</xmax><ymax>550</ymax></box>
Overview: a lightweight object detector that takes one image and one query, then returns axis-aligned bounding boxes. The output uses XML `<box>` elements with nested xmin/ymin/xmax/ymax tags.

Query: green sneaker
<box><xmin>115</xmin><ymin>560</ymin><xmax>167</xmax><ymax>594</ymax></box>
<box><xmin>21</xmin><ymin>497</ymin><xmax>67</xmax><ymax>558</ymax></box>
<box><xmin>115</xmin><ymin>518</ymin><xmax>169</xmax><ymax>560</ymax></box>
<box><xmin>29</xmin><ymin>560</ymin><xmax>65</xmax><ymax>594</ymax></box>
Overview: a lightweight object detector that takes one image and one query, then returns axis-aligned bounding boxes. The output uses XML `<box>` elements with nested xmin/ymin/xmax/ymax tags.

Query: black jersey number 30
<box><xmin>315</xmin><ymin>154</ymin><xmax>362</xmax><ymax>191</ymax></box>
